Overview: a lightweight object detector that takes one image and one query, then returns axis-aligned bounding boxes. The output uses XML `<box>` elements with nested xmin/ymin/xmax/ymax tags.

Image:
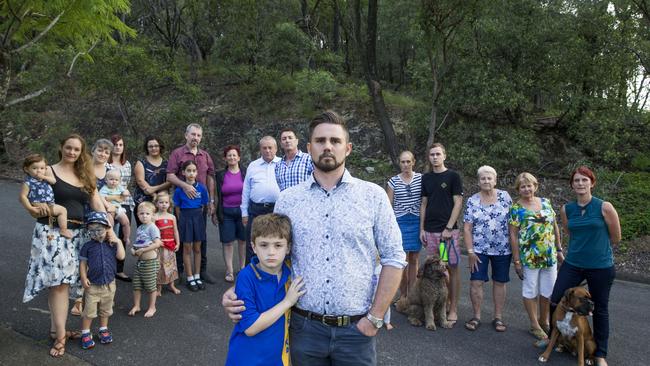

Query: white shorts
<box><xmin>522</xmin><ymin>263</ymin><xmax>557</xmax><ymax>299</ymax></box>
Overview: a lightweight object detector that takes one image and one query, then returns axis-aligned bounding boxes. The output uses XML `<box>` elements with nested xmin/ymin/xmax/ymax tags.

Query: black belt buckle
<box><xmin>322</xmin><ymin>315</ymin><xmax>349</xmax><ymax>326</ymax></box>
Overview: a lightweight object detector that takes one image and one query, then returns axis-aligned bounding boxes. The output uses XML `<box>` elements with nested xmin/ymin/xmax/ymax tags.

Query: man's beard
<box><xmin>314</xmin><ymin>153</ymin><xmax>344</xmax><ymax>172</ymax></box>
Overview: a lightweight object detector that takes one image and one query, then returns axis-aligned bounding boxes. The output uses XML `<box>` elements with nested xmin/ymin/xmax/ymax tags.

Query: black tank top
<box><xmin>37</xmin><ymin>168</ymin><xmax>90</xmax><ymax>224</ymax></box>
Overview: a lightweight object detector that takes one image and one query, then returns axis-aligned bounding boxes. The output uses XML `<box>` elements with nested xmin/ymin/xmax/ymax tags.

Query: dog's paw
<box><xmin>555</xmin><ymin>345</ymin><xmax>565</xmax><ymax>353</ymax></box>
<box><xmin>409</xmin><ymin>318</ymin><xmax>423</xmax><ymax>327</ymax></box>
<box><xmin>538</xmin><ymin>355</ymin><xmax>548</xmax><ymax>363</ymax></box>
<box><xmin>425</xmin><ymin>323</ymin><xmax>437</xmax><ymax>331</ymax></box>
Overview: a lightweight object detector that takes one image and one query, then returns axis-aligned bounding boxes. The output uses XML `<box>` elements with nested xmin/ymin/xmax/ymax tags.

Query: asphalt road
<box><xmin>1</xmin><ymin>179</ymin><xmax>648</xmax><ymax>365</ymax></box>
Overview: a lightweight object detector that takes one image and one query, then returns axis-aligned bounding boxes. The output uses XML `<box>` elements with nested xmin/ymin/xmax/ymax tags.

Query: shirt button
<box><xmin>327</xmin><ymin>193</ymin><xmax>330</xmax><ymax>197</ymax></box>
<box><xmin>326</xmin><ymin>257</ymin><xmax>329</xmax><ymax>261</ymax></box>
<box><xmin>325</xmin><ymin>235</ymin><xmax>329</xmax><ymax>239</ymax></box>
<box><xmin>326</xmin><ymin>301</ymin><xmax>329</xmax><ymax>305</ymax></box>
<box><xmin>325</xmin><ymin>214</ymin><xmax>329</xmax><ymax>217</ymax></box>
<box><xmin>326</xmin><ymin>279</ymin><xmax>330</xmax><ymax>283</ymax></box>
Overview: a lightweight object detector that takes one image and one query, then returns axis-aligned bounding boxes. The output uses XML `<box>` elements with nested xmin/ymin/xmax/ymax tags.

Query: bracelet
<box><xmin>210</xmin><ymin>199</ymin><xmax>215</xmax><ymax>203</ymax></box>
<box><xmin>514</xmin><ymin>260</ymin><xmax>521</xmax><ymax>265</ymax></box>
<box><xmin>445</xmin><ymin>226</ymin><xmax>453</xmax><ymax>231</ymax></box>
<box><xmin>467</xmin><ymin>248</ymin><xmax>475</xmax><ymax>254</ymax></box>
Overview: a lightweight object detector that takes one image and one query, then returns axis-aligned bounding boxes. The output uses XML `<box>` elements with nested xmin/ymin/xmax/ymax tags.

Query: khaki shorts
<box><xmin>82</xmin><ymin>281</ymin><xmax>116</xmax><ymax>319</ymax></box>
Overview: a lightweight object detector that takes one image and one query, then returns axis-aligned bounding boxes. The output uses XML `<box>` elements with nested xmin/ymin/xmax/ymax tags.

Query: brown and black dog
<box><xmin>395</xmin><ymin>256</ymin><xmax>452</xmax><ymax>330</ymax></box>
<box><xmin>538</xmin><ymin>286</ymin><xmax>596</xmax><ymax>366</ymax></box>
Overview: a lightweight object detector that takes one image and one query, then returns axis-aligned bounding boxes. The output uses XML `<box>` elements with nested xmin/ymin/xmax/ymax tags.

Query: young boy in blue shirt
<box><xmin>225</xmin><ymin>213</ymin><xmax>305</xmax><ymax>366</ymax></box>
<box><xmin>79</xmin><ymin>211</ymin><xmax>126</xmax><ymax>349</ymax></box>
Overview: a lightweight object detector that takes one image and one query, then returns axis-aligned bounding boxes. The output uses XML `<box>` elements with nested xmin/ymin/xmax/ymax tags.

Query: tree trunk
<box><xmin>354</xmin><ymin>0</ymin><xmax>399</xmax><ymax>168</ymax></box>
<box><xmin>332</xmin><ymin>0</ymin><xmax>341</xmax><ymax>52</ymax></box>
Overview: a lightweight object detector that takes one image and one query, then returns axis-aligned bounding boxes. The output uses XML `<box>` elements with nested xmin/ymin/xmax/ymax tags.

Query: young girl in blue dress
<box><xmin>173</xmin><ymin>160</ymin><xmax>209</xmax><ymax>292</ymax></box>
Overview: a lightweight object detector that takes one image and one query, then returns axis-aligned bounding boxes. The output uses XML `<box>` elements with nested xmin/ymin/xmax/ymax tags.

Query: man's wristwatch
<box><xmin>366</xmin><ymin>313</ymin><xmax>384</xmax><ymax>329</ymax></box>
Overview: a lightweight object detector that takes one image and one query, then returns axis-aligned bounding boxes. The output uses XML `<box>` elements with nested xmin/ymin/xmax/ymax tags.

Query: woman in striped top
<box><xmin>386</xmin><ymin>150</ymin><xmax>422</xmax><ymax>302</ymax></box>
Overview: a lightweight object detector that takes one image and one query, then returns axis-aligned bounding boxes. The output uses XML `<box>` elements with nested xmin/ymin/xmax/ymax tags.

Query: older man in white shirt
<box><xmin>241</xmin><ymin>136</ymin><xmax>281</xmax><ymax>263</ymax></box>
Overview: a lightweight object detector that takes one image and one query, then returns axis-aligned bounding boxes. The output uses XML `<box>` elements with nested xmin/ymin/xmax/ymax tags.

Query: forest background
<box><xmin>1</xmin><ymin>0</ymin><xmax>649</xmax><ymax>279</ymax></box>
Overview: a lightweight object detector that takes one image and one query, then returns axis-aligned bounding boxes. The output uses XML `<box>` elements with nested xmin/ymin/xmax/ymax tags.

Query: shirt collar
<box><xmin>249</xmin><ymin>256</ymin><xmax>291</xmax><ymax>282</ymax></box>
<box><xmin>282</xmin><ymin>150</ymin><xmax>306</xmax><ymax>161</ymax></box>
<box><xmin>181</xmin><ymin>145</ymin><xmax>205</xmax><ymax>156</ymax></box>
<box><xmin>258</xmin><ymin>156</ymin><xmax>281</xmax><ymax>165</ymax></box>
<box><xmin>307</xmin><ymin>169</ymin><xmax>354</xmax><ymax>190</ymax></box>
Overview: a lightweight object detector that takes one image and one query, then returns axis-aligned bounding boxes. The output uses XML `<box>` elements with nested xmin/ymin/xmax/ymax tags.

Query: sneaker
<box><xmin>98</xmin><ymin>329</ymin><xmax>113</xmax><ymax>344</ymax></box>
<box><xmin>81</xmin><ymin>333</ymin><xmax>95</xmax><ymax>350</ymax></box>
<box><xmin>196</xmin><ymin>279</ymin><xmax>206</xmax><ymax>290</ymax></box>
<box><xmin>187</xmin><ymin>279</ymin><xmax>199</xmax><ymax>292</ymax></box>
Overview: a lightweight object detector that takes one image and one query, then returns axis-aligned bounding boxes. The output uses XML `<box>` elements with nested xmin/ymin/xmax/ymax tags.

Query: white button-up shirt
<box><xmin>241</xmin><ymin>156</ymin><xmax>281</xmax><ymax>217</ymax></box>
<box><xmin>275</xmin><ymin>169</ymin><xmax>406</xmax><ymax>315</ymax></box>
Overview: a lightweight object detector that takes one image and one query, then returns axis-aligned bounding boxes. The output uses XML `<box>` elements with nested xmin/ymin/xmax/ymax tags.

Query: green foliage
<box><xmin>567</xmin><ymin>110</ymin><xmax>650</xmax><ymax>170</ymax></box>
<box><xmin>597</xmin><ymin>172</ymin><xmax>650</xmax><ymax>240</ymax></box>
<box><xmin>438</xmin><ymin>118</ymin><xmax>541</xmax><ymax>174</ymax></box>
<box><xmin>266</xmin><ymin>22</ymin><xmax>315</xmax><ymax>73</ymax></box>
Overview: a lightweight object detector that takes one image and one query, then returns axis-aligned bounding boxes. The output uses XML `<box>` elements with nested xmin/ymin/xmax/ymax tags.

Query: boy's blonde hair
<box><xmin>251</xmin><ymin>213</ymin><xmax>292</xmax><ymax>246</ymax></box>
<box><xmin>137</xmin><ymin>201</ymin><xmax>156</xmax><ymax>213</ymax></box>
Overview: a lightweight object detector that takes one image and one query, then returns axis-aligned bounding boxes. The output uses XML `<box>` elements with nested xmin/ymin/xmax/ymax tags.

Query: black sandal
<box><xmin>465</xmin><ymin>318</ymin><xmax>481</xmax><ymax>331</ymax></box>
<box><xmin>492</xmin><ymin>318</ymin><xmax>507</xmax><ymax>332</ymax></box>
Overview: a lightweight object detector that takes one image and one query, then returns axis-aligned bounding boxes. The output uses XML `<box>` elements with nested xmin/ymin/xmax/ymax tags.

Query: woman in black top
<box><xmin>21</xmin><ymin>134</ymin><xmax>112</xmax><ymax>358</ymax></box>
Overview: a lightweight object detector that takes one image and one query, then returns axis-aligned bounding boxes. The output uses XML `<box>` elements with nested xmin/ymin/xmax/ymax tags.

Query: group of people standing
<box><xmin>385</xmin><ymin>144</ymin><xmax>620</xmax><ymax>366</ymax></box>
<box><xmin>18</xmin><ymin>110</ymin><xmax>621</xmax><ymax>366</ymax></box>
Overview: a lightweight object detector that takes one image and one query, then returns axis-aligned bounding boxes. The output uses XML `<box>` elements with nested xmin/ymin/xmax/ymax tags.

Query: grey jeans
<box><xmin>290</xmin><ymin>312</ymin><xmax>376</xmax><ymax>366</ymax></box>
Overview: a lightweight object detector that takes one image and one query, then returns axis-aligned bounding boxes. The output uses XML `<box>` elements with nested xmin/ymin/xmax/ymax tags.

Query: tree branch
<box><xmin>10</xmin><ymin>11</ymin><xmax>65</xmax><ymax>54</ymax></box>
<box><xmin>67</xmin><ymin>40</ymin><xmax>99</xmax><ymax>77</ymax></box>
<box><xmin>4</xmin><ymin>86</ymin><xmax>48</xmax><ymax>107</ymax></box>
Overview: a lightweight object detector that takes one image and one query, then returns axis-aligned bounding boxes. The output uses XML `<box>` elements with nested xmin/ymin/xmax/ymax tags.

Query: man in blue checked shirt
<box><xmin>275</xmin><ymin>128</ymin><xmax>314</xmax><ymax>191</ymax></box>
<box><xmin>224</xmin><ymin>111</ymin><xmax>406</xmax><ymax>366</ymax></box>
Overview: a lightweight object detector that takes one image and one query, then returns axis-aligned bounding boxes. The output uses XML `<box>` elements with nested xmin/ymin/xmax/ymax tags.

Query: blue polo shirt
<box><xmin>79</xmin><ymin>240</ymin><xmax>117</xmax><ymax>285</ymax></box>
<box><xmin>225</xmin><ymin>257</ymin><xmax>291</xmax><ymax>366</ymax></box>
<box><xmin>173</xmin><ymin>182</ymin><xmax>209</xmax><ymax>209</ymax></box>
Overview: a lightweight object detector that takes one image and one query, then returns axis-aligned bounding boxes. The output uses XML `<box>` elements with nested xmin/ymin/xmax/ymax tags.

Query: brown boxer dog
<box><xmin>538</xmin><ymin>286</ymin><xmax>596</xmax><ymax>366</ymax></box>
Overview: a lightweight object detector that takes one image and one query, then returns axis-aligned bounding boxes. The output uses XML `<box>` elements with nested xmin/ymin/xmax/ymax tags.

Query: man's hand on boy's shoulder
<box><xmin>222</xmin><ymin>287</ymin><xmax>245</xmax><ymax>323</ymax></box>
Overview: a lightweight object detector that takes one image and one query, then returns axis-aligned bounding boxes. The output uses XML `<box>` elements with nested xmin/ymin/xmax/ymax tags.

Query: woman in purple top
<box><xmin>214</xmin><ymin>145</ymin><xmax>247</xmax><ymax>283</ymax></box>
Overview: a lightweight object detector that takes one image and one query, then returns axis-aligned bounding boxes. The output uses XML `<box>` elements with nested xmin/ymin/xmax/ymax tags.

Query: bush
<box><xmin>437</xmin><ymin>118</ymin><xmax>541</xmax><ymax>175</ymax></box>
<box><xmin>597</xmin><ymin>172</ymin><xmax>650</xmax><ymax>240</ymax></box>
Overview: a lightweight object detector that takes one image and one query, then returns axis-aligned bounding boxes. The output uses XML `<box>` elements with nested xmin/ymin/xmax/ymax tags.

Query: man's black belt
<box><xmin>250</xmin><ymin>201</ymin><xmax>275</xmax><ymax>209</ymax></box>
<box><xmin>292</xmin><ymin>307</ymin><xmax>364</xmax><ymax>327</ymax></box>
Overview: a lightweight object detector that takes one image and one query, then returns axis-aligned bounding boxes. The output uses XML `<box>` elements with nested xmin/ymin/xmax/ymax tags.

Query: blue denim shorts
<box><xmin>470</xmin><ymin>253</ymin><xmax>512</xmax><ymax>283</ymax></box>
<box><xmin>219</xmin><ymin>206</ymin><xmax>245</xmax><ymax>243</ymax></box>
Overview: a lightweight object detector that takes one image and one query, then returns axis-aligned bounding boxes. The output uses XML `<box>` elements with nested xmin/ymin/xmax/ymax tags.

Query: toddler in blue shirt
<box><xmin>79</xmin><ymin>211</ymin><xmax>125</xmax><ymax>350</ymax></box>
<box><xmin>225</xmin><ymin>213</ymin><xmax>305</xmax><ymax>366</ymax></box>
<box><xmin>19</xmin><ymin>154</ymin><xmax>73</xmax><ymax>239</ymax></box>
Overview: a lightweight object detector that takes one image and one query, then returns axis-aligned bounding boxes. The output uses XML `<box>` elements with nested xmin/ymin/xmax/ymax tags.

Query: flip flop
<box><xmin>492</xmin><ymin>318</ymin><xmax>507</xmax><ymax>332</ymax></box>
<box><xmin>225</xmin><ymin>272</ymin><xmax>234</xmax><ymax>283</ymax></box>
<box><xmin>465</xmin><ymin>318</ymin><xmax>481</xmax><ymax>331</ymax></box>
<box><xmin>529</xmin><ymin>327</ymin><xmax>547</xmax><ymax>340</ymax></box>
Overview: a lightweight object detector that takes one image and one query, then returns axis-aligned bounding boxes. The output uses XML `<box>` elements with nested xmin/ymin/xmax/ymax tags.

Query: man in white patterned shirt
<box><xmin>275</xmin><ymin>128</ymin><xmax>314</xmax><ymax>191</ymax></box>
<box><xmin>224</xmin><ymin>111</ymin><xmax>406</xmax><ymax>366</ymax></box>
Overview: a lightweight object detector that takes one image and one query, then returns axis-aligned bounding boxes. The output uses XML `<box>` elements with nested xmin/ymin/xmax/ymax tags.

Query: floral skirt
<box><xmin>157</xmin><ymin>247</ymin><xmax>178</xmax><ymax>285</ymax></box>
<box><xmin>23</xmin><ymin>223</ymin><xmax>88</xmax><ymax>303</ymax></box>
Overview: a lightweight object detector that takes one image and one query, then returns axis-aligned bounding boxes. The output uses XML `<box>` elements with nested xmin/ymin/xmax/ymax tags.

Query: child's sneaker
<box><xmin>81</xmin><ymin>332</ymin><xmax>95</xmax><ymax>349</ymax></box>
<box><xmin>98</xmin><ymin>329</ymin><xmax>113</xmax><ymax>344</ymax></box>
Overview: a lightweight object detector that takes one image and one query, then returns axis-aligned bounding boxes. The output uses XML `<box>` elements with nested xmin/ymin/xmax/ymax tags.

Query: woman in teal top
<box><xmin>548</xmin><ymin>166</ymin><xmax>621</xmax><ymax>366</ymax></box>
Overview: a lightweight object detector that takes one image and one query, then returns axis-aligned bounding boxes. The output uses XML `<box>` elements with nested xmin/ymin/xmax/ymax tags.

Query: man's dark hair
<box><xmin>308</xmin><ymin>110</ymin><xmax>349</xmax><ymax>142</ymax></box>
<box><xmin>279</xmin><ymin>128</ymin><xmax>297</xmax><ymax>139</ymax></box>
